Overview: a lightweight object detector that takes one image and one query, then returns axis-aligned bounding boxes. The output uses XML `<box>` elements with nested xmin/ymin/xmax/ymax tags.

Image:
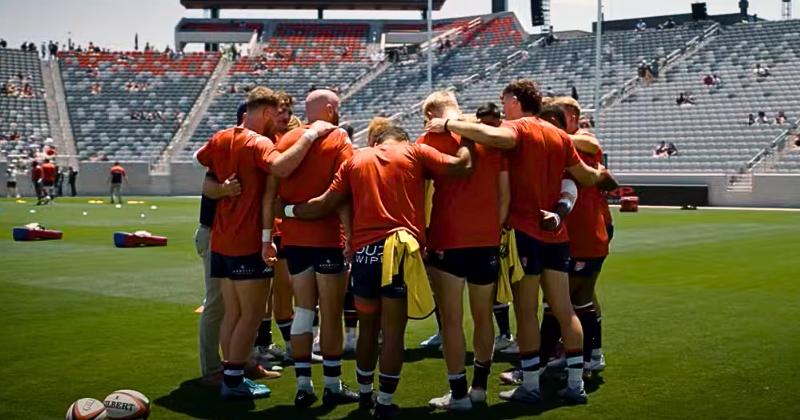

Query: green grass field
<box><xmin>1</xmin><ymin>196</ymin><xmax>799</xmax><ymax>419</ymax></box>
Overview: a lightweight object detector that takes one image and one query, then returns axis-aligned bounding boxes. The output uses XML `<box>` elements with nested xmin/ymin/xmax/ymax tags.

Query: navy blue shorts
<box><xmin>282</xmin><ymin>246</ymin><xmax>345</xmax><ymax>276</ymax></box>
<box><xmin>350</xmin><ymin>239</ymin><xmax>406</xmax><ymax>300</ymax></box>
<box><xmin>569</xmin><ymin>257</ymin><xmax>606</xmax><ymax>277</ymax></box>
<box><xmin>514</xmin><ymin>231</ymin><xmax>570</xmax><ymax>275</ymax></box>
<box><xmin>426</xmin><ymin>247</ymin><xmax>499</xmax><ymax>285</ymax></box>
<box><xmin>210</xmin><ymin>251</ymin><xmax>273</xmax><ymax>280</ymax></box>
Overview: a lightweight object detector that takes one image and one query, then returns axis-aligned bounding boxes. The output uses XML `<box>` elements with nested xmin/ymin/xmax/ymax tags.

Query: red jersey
<box><xmin>267</xmin><ymin>125</ymin><xmax>353</xmax><ymax>248</ymax></box>
<box><xmin>195</xmin><ymin>127</ymin><xmax>273</xmax><ymax>256</ymax></box>
<box><xmin>566</xmin><ymin>148</ymin><xmax>609</xmax><ymax>258</ymax></box>
<box><xmin>110</xmin><ymin>165</ymin><xmax>126</xmax><ymax>184</ymax></box>
<box><xmin>417</xmin><ymin>131</ymin><xmax>507</xmax><ymax>249</ymax></box>
<box><xmin>40</xmin><ymin>163</ymin><xmax>56</xmax><ymax>183</ymax></box>
<box><xmin>328</xmin><ymin>142</ymin><xmax>453</xmax><ymax>252</ymax></box>
<box><xmin>576</xmin><ymin>128</ymin><xmax>612</xmax><ymax>226</ymax></box>
<box><xmin>503</xmin><ymin>116</ymin><xmax>581</xmax><ymax>243</ymax></box>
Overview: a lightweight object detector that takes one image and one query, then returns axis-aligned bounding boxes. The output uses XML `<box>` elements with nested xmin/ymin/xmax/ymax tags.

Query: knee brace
<box><xmin>291</xmin><ymin>307</ymin><xmax>315</xmax><ymax>336</ymax></box>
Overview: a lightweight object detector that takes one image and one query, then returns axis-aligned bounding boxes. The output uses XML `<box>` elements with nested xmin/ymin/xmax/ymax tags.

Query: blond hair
<box><xmin>422</xmin><ymin>90</ymin><xmax>459</xmax><ymax>118</ymax></box>
<box><xmin>247</xmin><ymin>86</ymin><xmax>281</xmax><ymax>111</ymax></box>
<box><xmin>367</xmin><ymin>117</ymin><xmax>393</xmax><ymax>143</ymax></box>
<box><xmin>548</xmin><ymin>96</ymin><xmax>582</xmax><ymax>117</ymax></box>
<box><xmin>287</xmin><ymin>115</ymin><xmax>302</xmax><ymax>131</ymax></box>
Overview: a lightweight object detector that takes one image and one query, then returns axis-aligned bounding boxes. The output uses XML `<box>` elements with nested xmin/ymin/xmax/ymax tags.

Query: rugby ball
<box><xmin>103</xmin><ymin>390</ymin><xmax>149</xmax><ymax>419</ymax></box>
<box><xmin>66</xmin><ymin>398</ymin><xmax>107</xmax><ymax>420</ymax></box>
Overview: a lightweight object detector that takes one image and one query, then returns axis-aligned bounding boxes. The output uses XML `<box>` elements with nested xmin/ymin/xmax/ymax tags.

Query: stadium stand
<box><xmin>0</xmin><ymin>48</ymin><xmax>50</xmax><ymax>163</ymax></box>
<box><xmin>177</xmin><ymin>21</ymin><xmax>374</xmax><ymax>160</ymax></box>
<box><xmin>339</xmin><ymin>14</ymin><xmax>525</xmax><ymax>133</ymax></box>
<box><xmin>59</xmin><ymin>50</ymin><xmax>219</xmax><ymax>162</ymax></box>
<box><xmin>599</xmin><ymin>20</ymin><xmax>800</xmax><ymax>173</ymax></box>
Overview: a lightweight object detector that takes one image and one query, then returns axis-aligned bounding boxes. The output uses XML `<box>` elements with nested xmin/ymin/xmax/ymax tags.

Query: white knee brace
<box><xmin>290</xmin><ymin>307</ymin><xmax>315</xmax><ymax>336</ymax></box>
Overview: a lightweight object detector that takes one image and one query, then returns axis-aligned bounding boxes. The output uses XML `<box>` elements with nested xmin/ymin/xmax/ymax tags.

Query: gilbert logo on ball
<box><xmin>102</xmin><ymin>390</ymin><xmax>150</xmax><ymax>419</ymax></box>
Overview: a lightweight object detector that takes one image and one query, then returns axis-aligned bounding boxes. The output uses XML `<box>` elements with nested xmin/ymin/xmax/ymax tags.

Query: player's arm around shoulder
<box><xmin>426</xmin><ymin>117</ymin><xmax>517</xmax><ymax>150</ymax></box>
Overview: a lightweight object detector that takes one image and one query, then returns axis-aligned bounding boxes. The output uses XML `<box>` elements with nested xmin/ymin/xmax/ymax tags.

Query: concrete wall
<box><xmin>617</xmin><ymin>172</ymin><xmax>800</xmax><ymax>208</ymax></box>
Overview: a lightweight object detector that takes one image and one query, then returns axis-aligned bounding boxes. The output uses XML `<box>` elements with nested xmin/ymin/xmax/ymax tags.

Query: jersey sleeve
<box><xmin>500</xmin><ymin>119</ymin><xmax>524</xmax><ymax>147</ymax></box>
<box><xmin>329</xmin><ymin>158</ymin><xmax>352</xmax><ymax>196</ymax></box>
<box><xmin>254</xmin><ymin>137</ymin><xmax>274</xmax><ymax>173</ymax></box>
<box><xmin>561</xmin><ymin>132</ymin><xmax>581</xmax><ymax>167</ymax></box>
<box><xmin>417</xmin><ymin>143</ymin><xmax>452</xmax><ymax>176</ymax></box>
<box><xmin>266</xmin><ymin>127</ymin><xmax>302</xmax><ymax>166</ymax></box>
<box><xmin>195</xmin><ymin>137</ymin><xmax>216</xmax><ymax>169</ymax></box>
<box><xmin>333</xmin><ymin>130</ymin><xmax>355</xmax><ymax>170</ymax></box>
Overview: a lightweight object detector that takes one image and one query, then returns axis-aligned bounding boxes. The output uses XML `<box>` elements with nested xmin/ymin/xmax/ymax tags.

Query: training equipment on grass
<box><xmin>102</xmin><ymin>390</ymin><xmax>149</xmax><ymax>419</ymax></box>
<box><xmin>620</xmin><ymin>196</ymin><xmax>639</xmax><ymax>212</ymax></box>
<box><xmin>113</xmin><ymin>231</ymin><xmax>167</xmax><ymax>248</ymax></box>
<box><xmin>13</xmin><ymin>223</ymin><xmax>63</xmax><ymax>241</ymax></box>
<box><xmin>66</xmin><ymin>398</ymin><xmax>107</xmax><ymax>420</ymax></box>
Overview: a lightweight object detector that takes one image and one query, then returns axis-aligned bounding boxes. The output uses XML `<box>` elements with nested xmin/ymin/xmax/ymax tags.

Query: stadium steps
<box><xmin>42</xmin><ymin>59</ymin><xmax>79</xmax><ymax>169</ymax></box>
<box><xmin>748</xmin><ymin>119</ymin><xmax>800</xmax><ymax>173</ymax></box>
<box><xmin>157</xmin><ymin>55</ymin><xmax>231</xmax><ymax>171</ymax></box>
<box><xmin>726</xmin><ymin>172</ymin><xmax>753</xmax><ymax>192</ymax></box>
<box><xmin>599</xmin><ymin>22</ymin><xmax>722</xmax><ymax>111</ymax></box>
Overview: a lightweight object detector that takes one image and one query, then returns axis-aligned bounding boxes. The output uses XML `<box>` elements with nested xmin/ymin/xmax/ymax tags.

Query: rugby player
<box><xmin>476</xmin><ymin>102</ymin><xmax>517</xmax><ymax>354</ymax></box>
<box><xmin>418</xmin><ymin>92</ymin><xmax>509</xmax><ymax>411</ymax></box>
<box><xmin>262</xmin><ymin>89</ymin><xmax>356</xmax><ymax>407</ymax></box>
<box><xmin>425</xmin><ymin>79</ymin><xmax>608</xmax><ymax>405</ymax></box>
<box><xmin>195</xmin><ymin>86</ymin><xmax>321</xmax><ymax>399</ymax></box>
<box><xmin>39</xmin><ymin>158</ymin><xmax>57</xmax><ymax>203</ymax></box>
<box><xmin>30</xmin><ymin>161</ymin><xmax>43</xmax><ymax>204</ymax></box>
<box><xmin>277</xmin><ymin>124</ymin><xmax>473</xmax><ymax>418</ymax></box>
<box><xmin>550</xmin><ymin>97</ymin><xmax>617</xmax><ymax>376</ymax></box>
<box><xmin>108</xmin><ymin>162</ymin><xmax>127</xmax><ymax>204</ymax></box>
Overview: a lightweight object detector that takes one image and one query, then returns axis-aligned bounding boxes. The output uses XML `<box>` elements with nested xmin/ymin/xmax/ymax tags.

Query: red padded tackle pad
<box><xmin>620</xmin><ymin>196</ymin><xmax>639</xmax><ymax>212</ymax></box>
<box><xmin>114</xmin><ymin>232</ymin><xmax>168</xmax><ymax>248</ymax></box>
<box><xmin>13</xmin><ymin>227</ymin><xmax>63</xmax><ymax>241</ymax></box>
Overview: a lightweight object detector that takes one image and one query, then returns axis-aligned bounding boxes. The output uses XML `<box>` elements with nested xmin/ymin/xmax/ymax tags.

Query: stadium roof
<box><xmin>180</xmin><ymin>0</ymin><xmax>446</xmax><ymax>10</ymax></box>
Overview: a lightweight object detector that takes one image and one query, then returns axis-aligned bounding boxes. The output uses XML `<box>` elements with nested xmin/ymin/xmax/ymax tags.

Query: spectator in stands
<box><xmin>40</xmin><ymin>42</ymin><xmax>46</xmax><ymax>59</ymax></box>
<box><xmin>444</xmin><ymin>36</ymin><xmax>452</xmax><ymax>49</ymax></box>
<box><xmin>639</xmin><ymin>60</ymin><xmax>654</xmax><ymax>83</ymax></box>
<box><xmin>475</xmin><ymin>102</ymin><xmax>502</xmax><ymax>127</ymax></box>
<box><xmin>775</xmin><ymin>111</ymin><xmax>787</xmax><ymax>125</ymax></box>
<box><xmin>666</xmin><ymin>142</ymin><xmax>679</xmax><ymax>157</ymax></box>
<box><xmin>664</xmin><ymin>18</ymin><xmax>677</xmax><ymax>29</ymax></box>
<box><xmin>90</xmin><ymin>83</ymin><xmax>102</xmax><ymax>95</ymax></box>
<box><xmin>0</xmin><ymin>39</ymin><xmax>7</xmax><ymax>48</ymax></box>
<box><xmin>757</xmin><ymin>111</ymin><xmax>770</xmax><ymax>124</ymax></box>
<box><xmin>68</xmin><ymin>166</ymin><xmax>78</xmax><ymax>196</ymax></box>
<box><xmin>653</xmin><ymin>141</ymin><xmax>668</xmax><ymax>158</ymax></box>
<box><xmin>48</xmin><ymin>41</ymin><xmax>57</xmax><ymax>59</ymax></box>
<box><xmin>545</xmin><ymin>26</ymin><xmax>558</xmax><ymax>45</ymax></box>
<box><xmin>754</xmin><ymin>63</ymin><xmax>771</xmax><ymax>79</ymax></box>
<box><xmin>571</xmin><ymin>86</ymin><xmax>579</xmax><ymax>101</ymax></box>
<box><xmin>676</xmin><ymin>92</ymin><xmax>695</xmax><ymax>106</ymax></box>
<box><xmin>636</xmin><ymin>19</ymin><xmax>647</xmax><ymax>31</ymax></box>
<box><xmin>748</xmin><ymin>113</ymin><xmax>756</xmax><ymax>126</ymax></box>
<box><xmin>703</xmin><ymin>74</ymin><xmax>714</xmax><ymax>87</ymax></box>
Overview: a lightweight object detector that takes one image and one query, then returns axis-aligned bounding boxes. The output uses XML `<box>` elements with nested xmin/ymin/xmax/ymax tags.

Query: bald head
<box><xmin>305</xmin><ymin>89</ymin><xmax>340</xmax><ymax>124</ymax></box>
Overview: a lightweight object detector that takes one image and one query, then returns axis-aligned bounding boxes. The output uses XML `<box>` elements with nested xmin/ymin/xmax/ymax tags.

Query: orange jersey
<box><xmin>195</xmin><ymin>127</ymin><xmax>274</xmax><ymax>256</ymax></box>
<box><xmin>417</xmin><ymin>131</ymin><xmax>506</xmax><ymax>249</ymax></box>
<box><xmin>503</xmin><ymin>116</ymin><xmax>581</xmax><ymax>243</ymax></box>
<box><xmin>567</xmin><ymin>149</ymin><xmax>609</xmax><ymax>258</ymax></box>
<box><xmin>575</xmin><ymin>128</ymin><xmax>612</xmax><ymax>226</ymax></box>
<box><xmin>110</xmin><ymin>165</ymin><xmax>126</xmax><ymax>184</ymax></box>
<box><xmin>40</xmin><ymin>163</ymin><xmax>57</xmax><ymax>183</ymax></box>
<box><xmin>267</xmin><ymin>125</ymin><xmax>353</xmax><ymax>248</ymax></box>
<box><xmin>329</xmin><ymin>142</ymin><xmax>453</xmax><ymax>252</ymax></box>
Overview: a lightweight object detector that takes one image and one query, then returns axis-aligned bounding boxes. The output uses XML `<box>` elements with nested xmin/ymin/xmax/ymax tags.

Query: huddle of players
<box><xmin>194</xmin><ymin>78</ymin><xmax>617</xmax><ymax>418</ymax></box>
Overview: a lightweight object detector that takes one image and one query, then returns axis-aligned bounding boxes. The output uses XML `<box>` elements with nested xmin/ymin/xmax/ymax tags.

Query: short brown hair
<box><xmin>548</xmin><ymin>96</ymin><xmax>581</xmax><ymax>118</ymax></box>
<box><xmin>538</xmin><ymin>105</ymin><xmax>567</xmax><ymax>130</ymax></box>
<box><xmin>503</xmin><ymin>79</ymin><xmax>542</xmax><ymax>114</ymax></box>
<box><xmin>368</xmin><ymin>117</ymin><xmax>393</xmax><ymax>141</ymax></box>
<box><xmin>375</xmin><ymin>125</ymin><xmax>410</xmax><ymax>144</ymax></box>
<box><xmin>247</xmin><ymin>86</ymin><xmax>281</xmax><ymax>111</ymax></box>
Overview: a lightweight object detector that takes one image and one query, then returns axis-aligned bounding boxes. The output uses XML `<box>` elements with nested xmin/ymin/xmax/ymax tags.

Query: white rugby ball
<box><xmin>66</xmin><ymin>398</ymin><xmax>107</xmax><ymax>420</ymax></box>
<box><xmin>103</xmin><ymin>390</ymin><xmax>149</xmax><ymax>419</ymax></box>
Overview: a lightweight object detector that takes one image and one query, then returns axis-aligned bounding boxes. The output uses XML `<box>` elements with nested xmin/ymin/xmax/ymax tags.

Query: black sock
<box><xmin>434</xmin><ymin>306</ymin><xmax>442</xmax><ymax>331</ymax></box>
<box><xmin>277</xmin><ymin>318</ymin><xmax>292</xmax><ymax>344</ymax></box>
<box><xmin>539</xmin><ymin>305</ymin><xmax>561</xmax><ymax>361</ymax></box>
<box><xmin>294</xmin><ymin>356</ymin><xmax>312</xmax><ymax>380</ymax></box>
<box><xmin>594</xmin><ymin>315</ymin><xmax>603</xmax><ymax>352</ymax></box>
<box><xmin>493</xmin><ymin>302</ymin><xmax>511</xmax><ymax>338</ymax></box>
<box><xmin>255</xmin><ymin>318</ymin><xmax>273</xmax><ymax>347</ymax></box>
<box><xmin>448</xmin><ymin>371</ymin><xmax>468</xmax><ymax>399</ymax></box>
<box><xmin>222</xmin><ymin>361</ymin><xmax>245</xmax><ymax>388</ymax></box>
<box><xmin>472</xmin><ymin>360</ymin><xmax>492</xmax><ymax>390</ymax></box>
<box><xmin>576</xmin><ymin>304</ymin><xmax>597</xmax><ymax>363</ymax></box>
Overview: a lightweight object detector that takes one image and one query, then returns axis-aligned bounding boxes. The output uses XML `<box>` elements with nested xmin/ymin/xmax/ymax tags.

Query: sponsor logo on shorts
<box><xmin>574</xmin><ymin>261</ymin><xmax>586</xmax><ymax>272</ymax></box>
<box><xmin>232</xmin><ymin>264</ymin><xmax>255</xmax><ymax>276</ymax></box>
<box><xmin>488</xmin><ymin>255</ymin><xmax>499</xmax><ymax>269</ymax></box>
<box><xmin>355</xmin><ymin>244</ymin><xmax>383</xmax><ymax>265</ymax></box>
<box><xmin>318</xmin><ymin>258</ymin><xmax>340</xmax><ymax>271</ymax></box>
